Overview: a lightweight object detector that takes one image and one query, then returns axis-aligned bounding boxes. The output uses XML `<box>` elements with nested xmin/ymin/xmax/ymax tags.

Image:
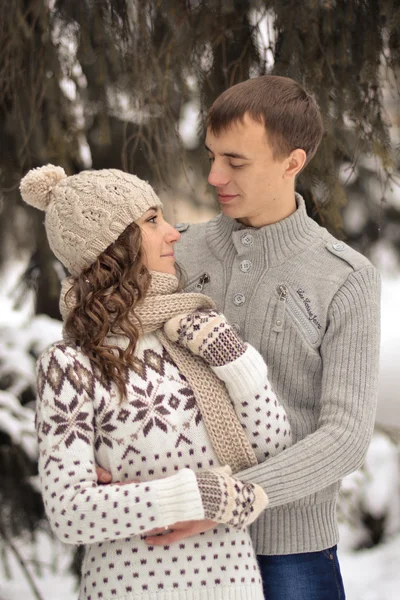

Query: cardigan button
<box><xmin>233</xmin><ymin>293</ymin><xmax>245</xmax><ymax>306</ymax></box>
<box><xmin>332</xmin><ymin>242</ymin><xmax>345</xmax><ymax>252</ymax></box>
<box><xmin>240</xmin><ymin>259</ymin><xmax>252</xmax><ymax>273</ymax></box>
<box><xmin>231</xmin><ymin>322</ymin><xmax>241</xmax><ymax>334</ymax></box>
<box><xmin>241</xmin><ymin>233</ymin><xmax>254</xmax><ymax>247</ymax></box>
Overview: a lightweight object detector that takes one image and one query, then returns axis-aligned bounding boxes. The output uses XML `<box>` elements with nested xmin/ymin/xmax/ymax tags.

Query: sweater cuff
<box><xmin>211</xmin><ymin>344</ymin><xmax>268</xmax><ymax>398</ymax></box>
<box><xmin>153</xmin><ymin>468</ymin><xmax>205</xmax><ymax>525</ymax></box>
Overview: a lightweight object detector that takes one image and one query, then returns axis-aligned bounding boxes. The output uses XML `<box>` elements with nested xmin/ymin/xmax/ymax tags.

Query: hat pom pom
<box><xmin>20</xmin><ymin>164</ymin><xmax>67</xmax><ymax>210</ymax></box>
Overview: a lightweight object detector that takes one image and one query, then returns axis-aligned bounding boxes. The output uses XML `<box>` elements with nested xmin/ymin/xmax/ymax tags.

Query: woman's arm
<box><xmin>37</xmin><ymin>343</ymin><xmax>268</xmax><ymax>545</ymax></box>
<box><xmin>36</xmin><ymin>344</ymin><xmax>204</xmax><ymax>545</ymax></box>
<box><xmin>211</xmin><ymin>345</ymin><xmax>291</xmax><ymax>460</ymax></box>
<box><xmin>164</xmin><ymin>310</ymin><xmax>292</xmax><ymax>461</ymax></box>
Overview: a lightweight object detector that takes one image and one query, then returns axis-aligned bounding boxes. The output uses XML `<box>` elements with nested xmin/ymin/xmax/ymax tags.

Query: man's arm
<box><xmin>97</xmin><ymin>267</ymin><xmax>379</xmax><ymax>542</ymax></box>
<box><xmin>236</xmin><ymin>265</ymin><xmax>381</xmax><ymax>506</ymax></box>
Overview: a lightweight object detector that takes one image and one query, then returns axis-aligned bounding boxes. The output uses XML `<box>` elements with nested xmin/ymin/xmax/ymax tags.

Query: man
<box><xmin>99</xmin><ymin>76</ymin><xmax>381</xmax><ymax>599</ymax></box>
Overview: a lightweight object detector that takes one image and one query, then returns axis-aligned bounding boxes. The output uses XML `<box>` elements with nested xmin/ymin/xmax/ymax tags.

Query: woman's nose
<box><xmin>166</xmin><ymin>224</ymin><xmax>181</xmax><ymax>243</ymax></box>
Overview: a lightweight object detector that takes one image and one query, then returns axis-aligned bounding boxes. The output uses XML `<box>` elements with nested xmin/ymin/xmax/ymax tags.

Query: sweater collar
<box><xmin>206</xmin><ymin>193</ymin><xmax>320</xmax><ymax>267</ymax></box>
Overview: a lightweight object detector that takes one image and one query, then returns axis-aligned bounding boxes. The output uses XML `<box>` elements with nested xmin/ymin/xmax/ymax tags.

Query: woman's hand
<box><xmin>164</xmin><ymin>310</ymin><xmax>246</xmax><ymax>366</ymax></box>
<box><xmin>95</xmin><ymin>467</ymin><xmax>217</xmax><ymax>544</ymax></box>
<box><xmin>96</xmin><ymin>466</ymin><xmax>139</xmax><ymax>485</ymax></box>
<box><xmin>96</xmin><ymin>466</ymin><xmax>112</xmax><ymax>484</ymax></box>
<box><xmin>144</xmin><ymin>519</ymin><xmax>217</xmax><ymax>545</ymax></box>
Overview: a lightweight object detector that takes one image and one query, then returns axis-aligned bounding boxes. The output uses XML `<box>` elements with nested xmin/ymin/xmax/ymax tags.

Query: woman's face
<box><xmin>136</xmin><ymin>207</ymin><xmax>181</xmax><ymax>275</ymax></box>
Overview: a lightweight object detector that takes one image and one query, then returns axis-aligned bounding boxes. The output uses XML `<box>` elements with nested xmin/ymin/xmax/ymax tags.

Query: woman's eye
<box><xmin>208</xmin><ymin>156</ymin><xmax>215</xmax><ymax>163</ymax></box>
<box><xmin>230</xmin><ymin>163</ymin><xmax>244</xmax><ymax>169</ymax></box>
<box><xmin>147</xmin><ymin>216</ymin><xmax>157</xmax><ymax>224</ymax></box>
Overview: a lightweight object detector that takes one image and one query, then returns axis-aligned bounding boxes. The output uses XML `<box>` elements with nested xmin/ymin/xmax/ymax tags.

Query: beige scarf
<box><xmin>60</xmin><ymin>272</ymin><xmax>257</xmax><ymax>473</ymax></box>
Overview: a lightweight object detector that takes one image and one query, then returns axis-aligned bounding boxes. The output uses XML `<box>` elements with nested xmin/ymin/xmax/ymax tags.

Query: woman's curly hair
<box><xmin>63</xmin><ymin>222</ymin><xmax>151</xmax><ymax>400</ymax></box>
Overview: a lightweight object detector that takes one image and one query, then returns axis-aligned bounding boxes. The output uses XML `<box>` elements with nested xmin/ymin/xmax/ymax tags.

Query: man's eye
<box><xmin>230</xmin><ymin>163</ymin><xmax>244</xmax><ymax>169</ymax></box>
<box><xmin>208</xmin><ymin>156</ymin><xmax>215</xmax><ymax>163</ymax></box>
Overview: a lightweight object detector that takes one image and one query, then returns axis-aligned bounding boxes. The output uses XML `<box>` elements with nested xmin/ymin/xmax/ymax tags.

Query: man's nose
<box><xmin>208</xmin><ymin>163</ymin><xmax>230</xmax><ymax>187</ymax></box>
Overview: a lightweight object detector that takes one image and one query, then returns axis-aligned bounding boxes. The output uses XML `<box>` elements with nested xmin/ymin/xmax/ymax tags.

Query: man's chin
<box><xmin>220</xmin><ymin>202</ymin><xmax>245</xmax><ymax>220</ymax></box>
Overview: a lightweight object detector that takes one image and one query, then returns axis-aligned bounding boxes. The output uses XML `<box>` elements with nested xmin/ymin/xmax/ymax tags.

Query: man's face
<box><xmin>205</xmin><ymin>114</ymin><xmax>292</xmax><ymax>227</ymax></box>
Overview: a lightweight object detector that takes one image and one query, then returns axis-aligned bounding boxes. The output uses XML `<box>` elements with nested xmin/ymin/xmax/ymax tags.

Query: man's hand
<box><xmin>144</xmin><ymin>519</ymin><xmax>217</xmax><ymax>546</ymax></box>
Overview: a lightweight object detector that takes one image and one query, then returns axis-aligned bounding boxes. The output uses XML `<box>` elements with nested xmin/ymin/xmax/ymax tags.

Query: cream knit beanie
<box><xmin>20</xmin><ymin>165</ymin><xmax>163</xmax><ymax>276</ymax></box>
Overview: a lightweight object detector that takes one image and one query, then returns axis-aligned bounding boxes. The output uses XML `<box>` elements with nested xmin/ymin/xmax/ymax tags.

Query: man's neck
<box><xmin>237</xmin><ymin>193</ymin><xmax>297</xmax><ymax>229</ymax></box>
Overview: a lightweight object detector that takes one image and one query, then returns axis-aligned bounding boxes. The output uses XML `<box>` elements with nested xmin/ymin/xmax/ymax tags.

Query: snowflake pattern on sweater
<box><xmin>36</xmin><ymin>333</ymin><xmax>290</xmax><ymax>600</ymax></box>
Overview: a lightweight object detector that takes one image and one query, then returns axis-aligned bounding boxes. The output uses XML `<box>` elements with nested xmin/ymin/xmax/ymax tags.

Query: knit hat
<box><xmin>20</xmin><ymin>165</ymin><xmax>163</xmax><ymax>276</ymax></box>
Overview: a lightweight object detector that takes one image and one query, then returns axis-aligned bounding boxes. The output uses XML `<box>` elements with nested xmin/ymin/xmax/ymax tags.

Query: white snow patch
<box><xmin>179</xmin><ymin>101</ymin><xmax>201</xmax><ymax>150</ymax></box>
<box><xmin>0</xmin><ymin>259</ymin><xmax>35</xmax><ymax>327</ymax></box>
<box><xmin>382</xmin><ymin>176</ymin><xmax>400</xmax><ymax>209</ymax></box>
<box><xmin>339</xmin><ymin>432</ymin><xmax>400</xmax><ymax>551</ymax></box>
<box><xmin>200</xmin><ymin>44</ymin><xmax>213</xmax><ymax>72</ymax></box>
<box><xmin>339</xmin><ymin>533</ymin><xmax>400</xmax><ymax>600</ymax></box>
<box><xmin>59</xmin><ymin>77</ymin><xmax>76</xmax><ymax>102</ymax></box>
<box><xmin>370</xmin><ymin>241</ymin><xmax>400</xmax><ymax>275</ymax></box>
<box><xmin>249</xmin><ymin>8</ymin><xmax>275</xmax><ymax>70</ymax></box>
<box><xmin>0</xmin><ymin>531</ymin><xmax>77</xmax><ymax>600</ymax></box>
<box><xmin>362</xmin><ymin>433</ymin><xmax>400</xmax><ymax>535</ymax></box>
<box><xmin>343</xmin><ymin>197</ymin><xmax>368</xmax><ymax>234</ymax></box>
<box><xmin>0</xmin><ymin>339</ymin><xmax>36</xmax><ymax>397</ymax></box>
<box><xmin>1</xmin><ymin>314</ymin><xmax>62</xmax><ymax>358</ymax></box>
<box><xmin>376</xmin><ymin>277</ymin><xmax>400</xmax><ymax>427</ymax></box>
<box><xmin>106</xmin><ymin>89</ymin><xmax>156</xmax><ymax>123</ymax></box>
<box><xmin>0</xmin><ymin>391</ymin><xmax>37</xmax><ymax>460</ymax></box>
<box><xmin>339</xmin><ymin>162</ymin><xmax>358</xmax><ymax>186</ymax></box>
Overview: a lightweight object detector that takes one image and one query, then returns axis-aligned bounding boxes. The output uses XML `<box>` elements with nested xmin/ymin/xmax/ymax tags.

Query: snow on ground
<box><xmin>0</xmin><ymin>532</ymin><xmax>77</xmax><ymax>600</ymax></box>
<box><xmin>340</xmin><ymin>534</ymin><xmax>400</xmax><ymax>600</ymax></box>
<box><xmin>338</xmin><ymin>432</ymin><xmax>400</xmax><ymax>552</ymax></box>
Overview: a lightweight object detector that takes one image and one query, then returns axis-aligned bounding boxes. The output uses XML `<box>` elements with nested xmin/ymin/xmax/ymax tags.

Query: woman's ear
<box><xmin>283</xmin><ymin>149</ymin><xmax>307</xmax><ymax>179</ymax></box>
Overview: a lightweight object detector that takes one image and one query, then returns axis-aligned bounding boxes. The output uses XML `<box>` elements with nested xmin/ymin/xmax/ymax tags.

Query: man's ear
<box><xmin>283</xmin><ymin>149</ymin><xmax>307</xmax><ymax>179</ymax></box>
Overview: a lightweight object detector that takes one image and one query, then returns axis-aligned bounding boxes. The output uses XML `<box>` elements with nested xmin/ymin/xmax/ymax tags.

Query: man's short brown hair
<box><xmin>207</xmin><ymin>75</ymin><xmax>323</xmax><ymax>167</ymax></box>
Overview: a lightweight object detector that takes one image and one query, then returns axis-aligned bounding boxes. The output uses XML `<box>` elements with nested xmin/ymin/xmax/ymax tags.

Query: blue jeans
<box><xmin>257</xmin><ymin>546</ymin><xmax>346</xmax><ymax>600</ymax></box>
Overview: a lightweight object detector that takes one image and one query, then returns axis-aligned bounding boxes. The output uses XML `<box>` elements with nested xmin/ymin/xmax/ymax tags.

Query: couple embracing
<box><xmin>21</xmin><ymin>75</ymin><xmax>380</xmax><ymax>600</ymax></box>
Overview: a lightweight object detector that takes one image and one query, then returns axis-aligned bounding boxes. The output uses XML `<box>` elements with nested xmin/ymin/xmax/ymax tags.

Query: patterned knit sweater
<box><xmin>36</xmin><ymin>332</ymin><xmax>290</xmax><ymax>600</ymax></box>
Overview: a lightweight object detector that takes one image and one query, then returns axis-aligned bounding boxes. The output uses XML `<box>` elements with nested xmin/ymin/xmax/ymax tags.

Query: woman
<box><xmin>20</xmin><ymin>165</ymin><xmax>291</xmax><ymax>600</ymax></box>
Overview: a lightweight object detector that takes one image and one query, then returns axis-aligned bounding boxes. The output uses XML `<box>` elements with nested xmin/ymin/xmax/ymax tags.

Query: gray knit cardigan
<box><xmin>175</xmin><ymin>194</ymin><xmax>381</xmax><ymax>555</ymax></box>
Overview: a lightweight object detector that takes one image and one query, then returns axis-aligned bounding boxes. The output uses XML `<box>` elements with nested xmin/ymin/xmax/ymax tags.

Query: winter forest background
<box><xmin>1</xmin><ymin>1</ymin><xmax>400</xmax><ymax>598</ymax></box>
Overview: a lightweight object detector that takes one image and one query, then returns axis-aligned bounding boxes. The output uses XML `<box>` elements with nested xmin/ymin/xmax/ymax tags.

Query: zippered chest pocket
<box><xmin>273</xmin><ymin>284</ymin><xmax>321</xmax><ymax>344</ymax></box>
<box><xmin>184</xmin><ymin>272</ymin><xmax>211</xmax><ymax>293</ymax></box>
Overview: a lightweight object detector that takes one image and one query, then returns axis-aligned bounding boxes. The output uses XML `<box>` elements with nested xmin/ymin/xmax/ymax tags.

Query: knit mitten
<box><xmin>164</xmin><ymin>310</ymin><xmax>246</xmax><ymax>367</ymax></box>
<box><xmin>195</xmin><ymin>469</ymin><xmax>269</xmax><ymax>528</ymax></box>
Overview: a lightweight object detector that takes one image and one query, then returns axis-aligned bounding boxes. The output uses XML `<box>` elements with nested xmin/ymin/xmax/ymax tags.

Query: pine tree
<box><xmin>1</xmin><ymin>1</ymin><xmax>399</xmax><ymax>312</ymax></box>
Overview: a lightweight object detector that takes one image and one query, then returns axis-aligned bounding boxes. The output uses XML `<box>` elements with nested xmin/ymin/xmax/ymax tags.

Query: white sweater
<box><xmin>36</xmin><ymin>333</ymin><xmax>291</xmax><ymax>600</ymax></box>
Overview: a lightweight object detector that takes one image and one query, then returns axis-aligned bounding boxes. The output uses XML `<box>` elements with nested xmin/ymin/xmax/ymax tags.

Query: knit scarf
<box><xmin>60</xmin><ymin>272</ymin><xmax>257</xmax><ymax>473</ymax></box>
